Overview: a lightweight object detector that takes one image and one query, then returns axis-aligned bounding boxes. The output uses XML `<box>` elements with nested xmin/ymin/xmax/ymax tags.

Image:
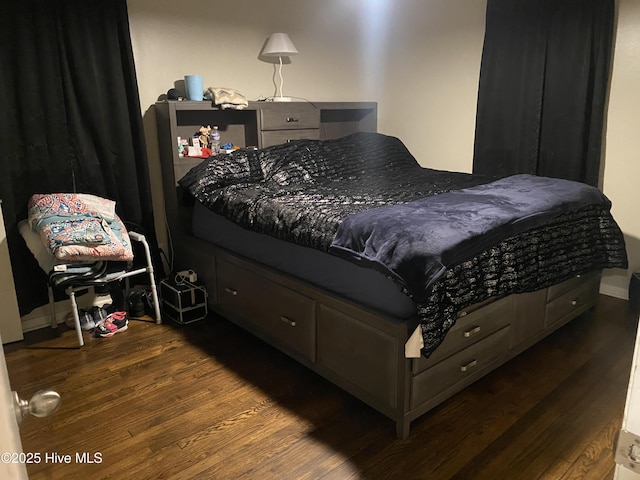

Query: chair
<box><xmin>48</xmin><ymin>232</ymin><xmax>162</xmax><ymax>346</ymax></box>
<box><xmin>20</xmin><ymin>221</ymin><xmax>162</xmax><ymax>347</ymax></box>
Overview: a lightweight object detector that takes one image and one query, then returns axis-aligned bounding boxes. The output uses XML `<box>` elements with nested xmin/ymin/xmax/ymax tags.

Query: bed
<box><xmin>162</xmin><ymin>131</ymin><xmax>627</xmax><ymax>438</ymax></box>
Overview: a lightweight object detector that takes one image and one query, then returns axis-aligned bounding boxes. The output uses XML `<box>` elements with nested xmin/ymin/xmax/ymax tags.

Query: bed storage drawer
<box><xmin>545</xmin><ymin>273</ymin><xmax>600</xmax><ymax>328</ymax></box>
<box><xmin>547</xmin><ymin>271</ymin><xmax>600</xmax><ymax>302</ymax></box>
<box><xmin>410</xmin><ymin>326</ymin><xmax>511</xmax><ymax>409</ymax></box>
<box><xmin>216</xmin><ymin>258</ymin><xmax>316</xmax><ymax>361</ymax></box>
<box><xmin>412</xmin><ymin>295</ymin><xmax>513</xmax><ymax>374</ymax></box>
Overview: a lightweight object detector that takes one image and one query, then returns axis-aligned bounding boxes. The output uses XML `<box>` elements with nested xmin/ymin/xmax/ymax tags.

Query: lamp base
<box><xmin>271</xmin><ymin>96</ymin><xmax>294</xmax><ymax>102</ymax></box>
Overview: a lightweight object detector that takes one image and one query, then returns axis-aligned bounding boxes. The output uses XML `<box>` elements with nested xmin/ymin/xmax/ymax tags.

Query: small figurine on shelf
<box><xmin>197</xmin><ymin>125</ymin><xmax>212</xmax><ymax>149</ymax></box>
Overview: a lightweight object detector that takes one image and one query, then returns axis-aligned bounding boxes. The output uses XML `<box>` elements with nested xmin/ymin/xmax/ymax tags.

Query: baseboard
<box><xmin>20</xmin><ymin>300</ymin><xmax>84</xmax><ymax>332</ymax></box>
<box><xmin>20</xmin><ymin>291</ymin><xmax>112</xmax><ymax>333</ymax></box>
<box><xmin>600</xmin><ymin>283</ymin><xmax>628</xmax><ymax>301</ymax></box>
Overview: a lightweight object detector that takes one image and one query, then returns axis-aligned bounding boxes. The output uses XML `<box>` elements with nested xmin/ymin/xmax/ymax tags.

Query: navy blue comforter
<box><xmin>330</xmin><ymin>174</ymin><xmax>611</xmax><ymax>302</ymax></box>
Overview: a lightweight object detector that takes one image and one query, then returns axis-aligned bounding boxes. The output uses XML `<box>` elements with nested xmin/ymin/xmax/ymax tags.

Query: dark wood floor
<box><xmin>4</xmin><ymin>295</ymin><xmax>637</xmax><ymax>480</ymax></box>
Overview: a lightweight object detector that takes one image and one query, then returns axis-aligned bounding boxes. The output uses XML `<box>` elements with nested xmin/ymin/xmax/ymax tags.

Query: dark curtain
<box><xmin>0</xmin><ymin>0</ymin><xmax>160</xmax><ymax>315</ymax></box>
<box><xmin>473</xmin><ymin>0</ymin><xmax>615</xmax><ymax>186</ymax></box>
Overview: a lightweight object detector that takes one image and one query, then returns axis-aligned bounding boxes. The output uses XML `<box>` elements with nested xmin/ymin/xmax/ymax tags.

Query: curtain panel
<box><xmin>0</xmin><ymin>0</ymin><xmax>159</xmax><ymax>314</ymax></box>
<box><xmin>473</xmin><ymin>0</ymin><xmax>615</xmax><ymax>187</ymax></box>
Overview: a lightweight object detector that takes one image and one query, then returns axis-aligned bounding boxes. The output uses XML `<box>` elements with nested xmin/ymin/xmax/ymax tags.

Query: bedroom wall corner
<box><xmin>601</xmin><ymin>0</ymin><xmax>640</xmax><ymax>300</ymax></box>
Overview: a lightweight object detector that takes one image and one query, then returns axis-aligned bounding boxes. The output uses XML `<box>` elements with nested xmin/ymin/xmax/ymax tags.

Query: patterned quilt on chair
<box><xmin>27</xmin><ymin>193</ymin><xmax>133</xmax><ymax>262</ymax></box>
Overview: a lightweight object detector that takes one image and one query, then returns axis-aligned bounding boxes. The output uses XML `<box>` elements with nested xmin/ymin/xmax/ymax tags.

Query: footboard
<box><xmin>174</xmin><ymin>235</ymin><xmax>601</xmax><ymax>438</ymax></box>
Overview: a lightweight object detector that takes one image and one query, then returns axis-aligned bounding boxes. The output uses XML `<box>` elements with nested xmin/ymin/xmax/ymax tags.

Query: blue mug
<box><xmin>184</xmin><ymin>75</ymin><xmax>203</xmax><ymax>101</ymax></box>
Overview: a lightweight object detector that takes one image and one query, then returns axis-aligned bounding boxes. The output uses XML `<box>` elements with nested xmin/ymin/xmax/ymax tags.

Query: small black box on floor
<box><xmin>160</xmin><ymin>278</ymin><xmax>208</xmax><ymax>324</ymax></box>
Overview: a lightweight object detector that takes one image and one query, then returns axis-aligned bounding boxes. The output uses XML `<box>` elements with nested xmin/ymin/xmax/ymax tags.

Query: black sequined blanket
<box><xmin>179</xmin><ymin>132</ymin><xmax>627</xmax><ymax>357</ymax></box>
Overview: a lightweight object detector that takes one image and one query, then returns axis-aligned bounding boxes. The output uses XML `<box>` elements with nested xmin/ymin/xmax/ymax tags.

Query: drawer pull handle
<box><xmin>460</xmin><ymin>359</ymin><xmax>478</xmax><ymax>372</ymax></box>
<box><xmin>281</xmin><ymin>316</ymin><xmax>296</xmax><ymax>327</ymax></box>
<box><xmin>286</xmin><ymin>117</ymin><xmax>299</xmax><ymax>123</ymax></box>
<box><xmin>571</xmin><ymin>298</ymin><xmax>580</xmax><ymax>306</ymax></box>
<box><xmin>464</xmin><ymin>326</ymin><xmax>481</xmax><ymax>338</ymax></box>
<box><xmin>224</xmin><ymin>287</ymin><xmax>238</xmax><ymax>296</ymax></box>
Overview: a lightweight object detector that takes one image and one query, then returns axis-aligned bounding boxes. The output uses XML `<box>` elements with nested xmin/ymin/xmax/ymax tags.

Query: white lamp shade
<box><xmin>262</xmin><ymin>33</ymin><xmax>299</xmax><ymax>57</ymax></box>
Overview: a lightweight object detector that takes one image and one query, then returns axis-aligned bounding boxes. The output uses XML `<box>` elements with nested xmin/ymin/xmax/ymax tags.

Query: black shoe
<box><xmin>127</xmin><ymin>291</ymin><xmax>145</xmax><ymax>317</ymax></box>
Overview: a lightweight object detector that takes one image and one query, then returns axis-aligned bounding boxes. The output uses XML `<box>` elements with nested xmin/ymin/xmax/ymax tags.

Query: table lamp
<box><xmin>261</xmin><ymin>33</ymin><xmax>299</xmax><ymax>102</ymax></box>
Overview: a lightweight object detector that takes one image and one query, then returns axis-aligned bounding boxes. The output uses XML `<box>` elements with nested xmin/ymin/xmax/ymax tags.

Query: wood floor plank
<box><xmin>446</xmin><ymin>301</ymin><xmax>636</xmax><ymax>480</ymax></box>
<box><xmin>557</xmin><ymin>418</ymin><xmax>623</xmax><ymax>480</ymax></box>
<box><xmin>4</xmin><ymin>295</ymin><xmax>635</xmax><ymax>480</ymax></box>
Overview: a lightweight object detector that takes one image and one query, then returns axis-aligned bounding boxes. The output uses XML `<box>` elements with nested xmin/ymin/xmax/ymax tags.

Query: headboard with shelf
<box><xmin>154</xmin><ymin>100</ymin><xmax>377</xmax><ymax>235</ymax></box>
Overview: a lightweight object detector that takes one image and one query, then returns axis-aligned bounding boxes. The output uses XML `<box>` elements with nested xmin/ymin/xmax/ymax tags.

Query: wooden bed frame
<box><xmin>155</xmin><ymin>100</ymin><xmax>601</xmax><ymax>438</ymax></box>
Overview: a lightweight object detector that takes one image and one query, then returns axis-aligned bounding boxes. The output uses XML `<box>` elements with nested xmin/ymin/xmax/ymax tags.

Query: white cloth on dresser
<box><xmin>405</xmin><ymin>326</ymin><xmax>423</xmax><ymax>358</ymax></box>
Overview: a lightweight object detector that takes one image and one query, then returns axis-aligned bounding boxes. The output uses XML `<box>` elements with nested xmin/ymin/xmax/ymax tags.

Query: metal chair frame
<box><xmin>47</xmin><ymin>231</ymin><xmax>161</xmax><ymax>346</ymax></box>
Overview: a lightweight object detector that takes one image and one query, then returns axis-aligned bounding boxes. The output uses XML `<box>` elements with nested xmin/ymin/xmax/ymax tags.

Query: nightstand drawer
<box><xmin>217</xmin><ymin>258</ymin><xmax>316</xmax><ymax>361</ymax></box>
<box><xmin>260</xmin><ymin>107</ymin><xmax>320</xmax><ymax>130</ymax></box>
<box><xmin>261</xmin><ymin>129</ymin><xmax>320</xmax><ymax>148</ymax></box>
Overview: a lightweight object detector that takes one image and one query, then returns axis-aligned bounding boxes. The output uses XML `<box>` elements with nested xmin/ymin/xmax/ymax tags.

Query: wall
<box><xmin>601</xmin><ymin>0</ymin><xmax>640</xmax><ymax>298</ymax></box>
<box><xmin>127</xmin><ymin>0</ymin><xmax>637</xmax><ymax>299</ymax></box>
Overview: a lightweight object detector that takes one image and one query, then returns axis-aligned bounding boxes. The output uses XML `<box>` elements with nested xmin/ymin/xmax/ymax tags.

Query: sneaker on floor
<box><xmin>93</xmin><ymin>311</ymin><xmax>128</xmax><ymax>338</ymax></box>
<box><xmin>78</xmin><ymin>309</ymin><xmax>97</xmax><ymax>331</ymax></box>
<box><xmin>90</xmin><ymin>306</ymin><xmax>108</xmax><ymax>324</ymax></box>
<box><xmin>64</xmin><ymin>311</ymin><xmax>76</xmax><ymax>329</ymax></box>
